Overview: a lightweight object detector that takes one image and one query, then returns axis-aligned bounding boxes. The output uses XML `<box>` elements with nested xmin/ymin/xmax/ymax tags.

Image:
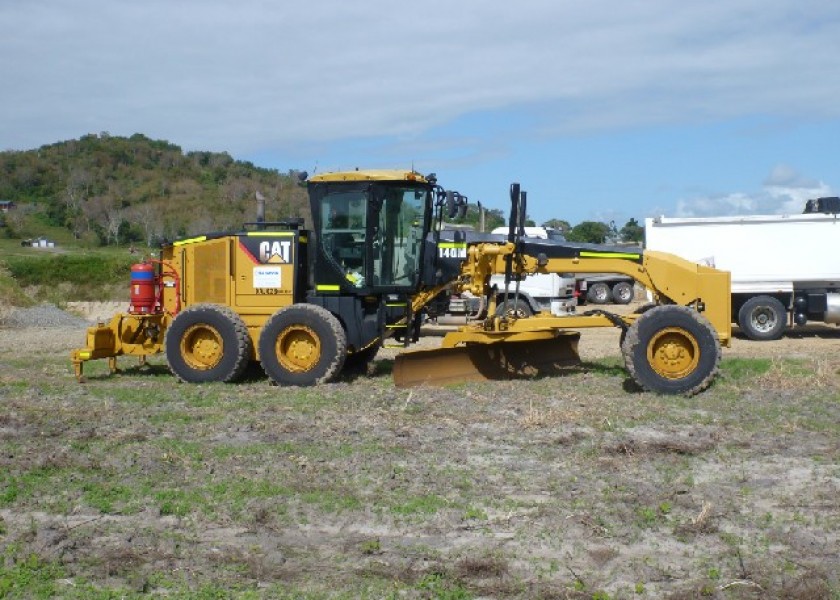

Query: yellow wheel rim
<box><xmin>180</xmin><ymin>323</ymin><xmax>224</xmax><ymax>371</ymax></box>
<box><xmin>646</xmin><ymin>327</ymin><xmax>700</xmax><ymax>380</ymax></box>
<box><xmin>276</xmin><ymin>325</ymin><xmax>321</xmax><ymax>373</ymax></box>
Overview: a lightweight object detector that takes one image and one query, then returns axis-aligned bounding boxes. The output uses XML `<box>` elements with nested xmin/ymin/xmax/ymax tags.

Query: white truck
<box><xmin>442</xmin><ymin>272</ymin><xmax>577</xmax><ymax>322</ymax></box>
<box><xmin>436</xmin><ymin>227</ymin><xmax>577</xmax><ymax>323</ymax></box>
<box><xmin>645</xmin><ymin>199</ymin><xmax>840</xmax><ymax>340</ymax></box>
<box><xmin>487</xmin><ymin>226</ymin><xmax>636</xmax><ymax>305</ymax></box>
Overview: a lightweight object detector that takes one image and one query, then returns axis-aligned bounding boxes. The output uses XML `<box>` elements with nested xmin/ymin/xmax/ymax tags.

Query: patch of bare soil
<box><xmin>1</xmin><ymin>302</ymin><xmax>839</xmax><ymax>597</ymax></box>
<box><xmin>65</xmin><ymin>300</ymin><xmax>127</xmax><ymax>324</ymax></box>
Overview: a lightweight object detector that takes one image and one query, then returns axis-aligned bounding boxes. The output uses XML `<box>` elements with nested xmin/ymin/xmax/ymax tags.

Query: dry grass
<box><xmin>1</xmin><ymin>327</ymin><xmax>839</xmax><ymax>598</ymax></box>
<box><xmin>758</xmin><ymin>356</ymin><xmax>838</xmax><ymax>390</ymax></box>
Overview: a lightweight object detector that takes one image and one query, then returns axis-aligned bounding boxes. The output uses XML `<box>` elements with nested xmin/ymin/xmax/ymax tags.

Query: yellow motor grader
<box><xmin>71</xmin><ymin>170</ymin><xmax>730</xmax><ymax>395</ymax></box>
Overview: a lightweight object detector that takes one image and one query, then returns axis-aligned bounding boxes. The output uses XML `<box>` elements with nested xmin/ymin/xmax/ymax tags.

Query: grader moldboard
<box><xmin>71</xmin><ymin>170</ymin><xmax>731</xmax><ymax>395</ymax></box>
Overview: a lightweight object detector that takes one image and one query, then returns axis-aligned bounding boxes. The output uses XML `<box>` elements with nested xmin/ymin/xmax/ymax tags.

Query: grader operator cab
<box><xmin>71</xmin><ymin>169</ymin><xmax>731</xmax><ymax>395</ymax></box>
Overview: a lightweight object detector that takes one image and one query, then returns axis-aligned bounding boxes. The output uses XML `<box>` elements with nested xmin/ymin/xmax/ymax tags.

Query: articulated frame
<box><xmin>418</xmin><ymin>241</ymin><xmax>732</xmax><ymax>348</ymax></box>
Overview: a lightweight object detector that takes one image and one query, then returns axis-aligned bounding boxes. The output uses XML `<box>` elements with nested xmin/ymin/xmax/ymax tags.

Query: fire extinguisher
<box><xmin>129</xmin><ymin>262</ymin><xmax>156</xmax><ymax>314</ymax></box>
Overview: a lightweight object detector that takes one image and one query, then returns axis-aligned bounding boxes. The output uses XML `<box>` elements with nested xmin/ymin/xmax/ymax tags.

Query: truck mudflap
<box><xmin>392</xmin><ymin>331</ymin><xmax>581</xmax><ymax>387</ymax></box>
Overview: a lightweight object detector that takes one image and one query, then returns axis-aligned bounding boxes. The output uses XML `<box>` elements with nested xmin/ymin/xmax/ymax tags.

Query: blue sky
<box><xmin>2</xmin><ymin>1</ymin><xmax>839</xmax><ymax>227</ymax></box>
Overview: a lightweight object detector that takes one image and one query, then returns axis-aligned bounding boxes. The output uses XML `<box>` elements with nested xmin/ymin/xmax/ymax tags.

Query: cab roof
<box><xmin>307</xmin><ymin>169</ymin><xmax>429</xmax><ymax>183</ymax></box>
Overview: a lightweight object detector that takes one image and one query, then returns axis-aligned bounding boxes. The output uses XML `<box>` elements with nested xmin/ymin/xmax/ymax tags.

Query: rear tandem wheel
<box><xmin>621</xmin><ymin>305</ymin><xmax>721</xmax><ymax>395</ymax></box>
<box><xmin>737</xmin><ymin>295</ymin><xmax>786</xmax><ymax>341</ymax></box>
<box><xmin>164</xmin><ymin>303</ymin><xmax>252</xmax><ymax>383</ymax></box>
<box><xmin>258</xmin><ymin>304</ymin><xmax>348</xmax><ymax>386</ymax></box>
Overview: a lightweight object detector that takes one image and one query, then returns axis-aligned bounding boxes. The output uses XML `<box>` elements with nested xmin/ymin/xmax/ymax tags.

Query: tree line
<box><xmin>0</xmin><ymin>133</ymin><xmax>309</xmax><ymax>246</ymax></box>
<box><xmin>451</xmin><ymin>206</ymin><xmax>644</xmax><ymax>244</ymax></box>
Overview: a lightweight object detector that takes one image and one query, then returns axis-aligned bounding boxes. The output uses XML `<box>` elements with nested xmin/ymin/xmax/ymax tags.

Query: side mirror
<box><xmin>446</xmin><ymin>191</ymin><xmax>457</xmax><ymax>219</ymax></box>
<box><xmin>518</xmin><ymin>191</ymin><xmax>527</xmax><ymax>237</ymax></box>
<box><xmin>508</xmin><ymin>183</ymin><xmax>520</xmax><ymax>242</ymax></box>
<box><xmin>458</xmin><ymin>198</ymin><xmax>468</xmax><ymax>219</ymax></box>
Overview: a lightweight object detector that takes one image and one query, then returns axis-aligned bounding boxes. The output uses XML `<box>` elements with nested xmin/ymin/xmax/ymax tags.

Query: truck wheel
<box><xmin>622</xmin><ymin>305</ymin><xmax>721</xmax><ymax>395</ymax></box>
<box><xmin>612</xmin><ymin>281</ymin><xmax>634</xmax><ymax>305</ymax></box>
<box><xmin>495</xmin><ymin>298</ymin><xmax>533</xmax><ymax>318</ymax></box>
<box><xmin>737</xmin><ymin>296</ymin><xmax>786</xmax><ymax>341</ymax></box>
<box><xmin>259</xmin><ymin>304</ymin><xmax>347</xmax><ymax>386</ymax></box>
<box><xmin>165</xmin><ymin>304</ymin><xmax>252</xmax><ymax>383</ymax></box>
<box><xmin>587</xmin><ymin>282</ymin><xmax>612</xmax><ymax>304</ymax></box>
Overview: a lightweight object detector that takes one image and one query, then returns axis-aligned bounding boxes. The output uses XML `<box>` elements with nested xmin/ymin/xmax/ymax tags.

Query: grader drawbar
<box><xmin>71</xmin><ymin>171</ymin><xmax>730</xmax><ymax>395</ymax></box>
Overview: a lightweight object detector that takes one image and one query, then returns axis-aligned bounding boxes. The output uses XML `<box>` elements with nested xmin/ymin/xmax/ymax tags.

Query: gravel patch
<box><xmin>0</xmin><ymin>303</ymin><xmax>89</xmax><ymax>329</ymax></box>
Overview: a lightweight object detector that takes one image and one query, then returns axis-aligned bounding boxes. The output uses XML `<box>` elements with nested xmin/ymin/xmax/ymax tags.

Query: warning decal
<box><xmin>253</xmin><ymin>266</ymin><xmax>282</xmax><ymax>288</ymax></box>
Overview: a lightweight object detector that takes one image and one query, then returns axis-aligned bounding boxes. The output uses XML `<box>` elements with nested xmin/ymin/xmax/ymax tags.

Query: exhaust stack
<box><xmin>255</xmin><ymin>191</ymin><xmax>266</xmax><ymax>224</ymax></box>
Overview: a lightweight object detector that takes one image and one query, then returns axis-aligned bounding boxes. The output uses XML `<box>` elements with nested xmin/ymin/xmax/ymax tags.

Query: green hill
<box><xmin>0</xmin><ymin>133</ymin><xmax>309</xmax><ymax>247</ymax></box>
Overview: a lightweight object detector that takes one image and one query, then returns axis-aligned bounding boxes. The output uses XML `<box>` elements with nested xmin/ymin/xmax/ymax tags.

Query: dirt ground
<box><xmin>1</xmin><ymin>302</ymin><xmax>839</xmax><ymax>598</ymax></box>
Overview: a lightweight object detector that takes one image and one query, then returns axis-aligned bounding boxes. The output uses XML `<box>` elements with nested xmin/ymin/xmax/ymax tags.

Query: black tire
<box><xmin>344</xmin><ymin>343</ymin><xmax>380</xmax><ymax>373</ymax></box>
<box><xmin>611</xmin><ymin>281</ymin><xmax>635</xmax><ymax>305</ymax></box>
<box><xmin>495</xmin><ymin>297</ymin><xmax>533</xmax><ymax>318</ymax></box>
<box><xmin>258</xmin><ymin>304</ymin><xmax>347</xmax><ymax>386</ymax></box>
<box><xmin>621</xmin><ymin>305</ymin><xmax>721</xmax><ymax>395</ymax></box>
<box><xmin>586</xmin><ymin>282</ymin><xmax>612</xmax><ymax>304</ymax></box>
<box><xmin>737</xmin><ymin>295</ymin><xmax>787</xmax><ymax>341</ymax></box>
<box><xmin>165</xmin><ymin>303</ymin><xmax>252</xmax><ymax>383</ymax></box>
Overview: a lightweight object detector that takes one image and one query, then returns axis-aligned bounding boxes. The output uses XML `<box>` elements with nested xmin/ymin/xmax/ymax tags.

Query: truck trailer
<box><xmin>645</xmin><ymin>202</ymin><xmax>840</xmax><ymax>340</ymax></box>
<box><xmin>428</xmin><ymin>226</ymin><xmax>576</xmax><ymax>324</ymax></box>
<box><xmin>489</xmin><ymin>226</ymin><xmax>636</xmax><ymax>306</ymax></box>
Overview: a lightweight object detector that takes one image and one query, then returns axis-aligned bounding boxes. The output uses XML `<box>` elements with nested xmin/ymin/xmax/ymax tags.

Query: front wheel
<box><xmin>622</xmin><ymin>305</ymin><xmax>721</xmax><ymax>395</ymax></box>
<box><xmin>258</xmin><ymin>304</ymin><xmax>347</xmax><ymax>386</ymax></box>
<box><xmin>737</xmin><ymin>295</ymin><xmax>786</xmax><ymax>341</ymax></box>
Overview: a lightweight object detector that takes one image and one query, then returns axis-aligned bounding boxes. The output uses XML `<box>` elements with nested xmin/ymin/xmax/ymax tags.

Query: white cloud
<box><xmin>2</xmin><ymin>0</ymin><xmax>840</xmax><ymax>154</ymax></box>
<box><xmin>675</xmin><ymin>165</ymin><xmax>834</xmax><ymax>217</ymax></box>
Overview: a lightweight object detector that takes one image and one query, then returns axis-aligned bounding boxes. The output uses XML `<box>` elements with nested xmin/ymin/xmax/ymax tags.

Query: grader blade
<box><xmin>392</xmin><ymin>332</ymin><xmax>581</xmax><ymax>387</ymax></box>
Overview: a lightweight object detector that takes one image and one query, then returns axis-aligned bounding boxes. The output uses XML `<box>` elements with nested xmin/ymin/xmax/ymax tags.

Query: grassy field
<box><xmin>0</xmin><ymin>239</ymin><xmax>139</xmax><ymax>307</ymax></box>
<box><xmin>1</xmin><ymin>325</ymin><xmax>839</xmax><ymax>599</ymax></box>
